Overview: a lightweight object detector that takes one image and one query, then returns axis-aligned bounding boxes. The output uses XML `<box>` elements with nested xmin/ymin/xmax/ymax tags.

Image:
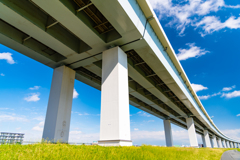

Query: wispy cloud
<box><xmin>177</xmin><ymin>43</ymin><xmax>209</xmax><ymax>61</ymax></box>
<box><xmin>0</xmin><ymin>52</ymin><xmax>15</xmax><ymax>64</ymax></box>
<box><xmin>137</xmin><ymin>111</ymin><xmax>151</xmax><ymax>117</ymax></box>
<box><xmin>32</xmin><ymin>121</ymin><xmax>44</xmax><ymax>132</ymax></box>
<box><xmin>195</xmin><ymin>16</ymin><xmax>240</xmax><ymax>36</ymax></box>
<box><xmin>78</xmin><ymin>113</ymin><xmax>90</xmax><ymax>116</ymax></box>
<box><xmin>222</xmin><ymin>85</ymin><xmax>236</xmax><ymax>91</ymax></box>
<box><xmin>73</xmin><ymin>88</ymin><xmax>79</xmax><ymax>99</ymax></box>
<box><xmin>237</xmin><ymin>114</ymin><xmax>240</xmax><ymax>117</ymax></box>
<box><xmin>149</xmin><ymin>0</ymin><xmax>240</xmax><ymax>35</ymax></box>
<box><xmin>221</xmin><ymin>90</ymin><xmax>240</xmax><ymax>99</ymax></box>
<box><xmin>29</xmin><ymin>86</ymin><xmax>40</xmax><ymax>90</ymax></box>
<box><xmin>198</xmin><ymin>92</ymin><xmax>221</xmax><ymax>100</ymax></box>
<box><xmin>0</xmin><ymin>73</ymin><xmax>5</xmax><ymax>76</ymax></box>
<box><xmin>0</xmin><ymin>114</ymin><xmax>28</xmax><ymax>122</ymax></box>
<box><xmin>191</xmin><ymin>83</ymin><xmax>208</xmax><ymax>92</ymax></box>
<box><xmin>24</xmin><ymin>93</ymin><xmax>40</xmax><ymax>102</ymax></box>
<box><xmin>134</xmin><ymin>128</ymin><xmax>139</xmax><ymax>131</ymax></box>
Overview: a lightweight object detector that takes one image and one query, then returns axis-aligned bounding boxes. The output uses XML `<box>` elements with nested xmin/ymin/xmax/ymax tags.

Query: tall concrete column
<box><xmin>230</xmin><ymin>142</ymin><xmax>233</xmax><ymax>148</ymax></box>
<box><xmin>212</xmin><ymin>135</ymin><xmax>218</xmax><ymax>148</ymax></box>
<box><xmin>164</xmin><ymin>120</ymin><xmax>173</xmax><ymax>147</ymax></box>
<box><xmin>233</xmin><ymin>143</ymin><xmax>236</xmax><ymax>148</ymax></box>
<box><xmin>210</xmin><ymin>138</ymin><xmax>214</xmax><ymax>148</ymax></box>
<box><xmin>98</xmin><ymin>47</ymin><xmax>132</xmax><ymax>146</ymax></box>
<box><xmin>201</xmin><ymin>135</ymin><xmax>206</xmax><ymax>147</ymax></box>
<box><xmin>42</xmin><ymin>66</ymin><xmax>75</xmax><ymax>143</ymax></box>
<box><xmin>222</xmin><ymin>139</ymin><xmax>226</xmax><ymax>148</ymax></box>
<box><xmin>238</xmin><ymin>143</ymin><xmax>240</xmax><ymax>148</ymax></box>
<box><xmin>227</xmin><ymin>141</ymin><xmax>230</xmax><ymax>148</ymax></box>
<box><xmin>186</xmin><ymin>117</ymin><xmax>198</xmax><ymax>147</ymax></box>
<box><xmin>203</xmin><ymin>130</ymin><xmax>211</xmax><ymax>148</ymax></box>
<box><xmin>225</xmin><ymin>140</ymin><xmax>228</xmax><ymax>148</ymax></box>
<box><xmin>217</xmin><ymin>138</ymin><xmax>223</xmax><ymax>148</ymax></box>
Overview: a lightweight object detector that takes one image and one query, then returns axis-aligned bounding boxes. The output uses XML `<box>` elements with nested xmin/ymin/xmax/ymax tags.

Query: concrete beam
<box><xmin>164</xmin><ymin>120</ymin><xmax>173</xmax><ymax>147</ymax></box>
<box><xmin>186</xmin><ymin>117</ymin><xmax>198</xmax><ymax>147</ymax></box>
<box><xmin>42</xmin><ymin>66</ymin><xmax>75</xmax><ymax>143</ymax></box>
<box><xmin>98</xmin><ymin>47</ymin><xmax>132</xmax><ymax>146</ymax></box>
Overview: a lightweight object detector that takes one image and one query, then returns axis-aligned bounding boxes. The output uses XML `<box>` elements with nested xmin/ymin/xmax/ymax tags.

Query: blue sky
<box><xmin>0</xmin><ymin>0</ymin><xmax>240</xmax><ymax>146</ymax></box>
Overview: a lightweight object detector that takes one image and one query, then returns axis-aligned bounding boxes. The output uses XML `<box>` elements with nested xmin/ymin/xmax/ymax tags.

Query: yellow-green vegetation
<box><xmin>0</xmin><ymin>143</ymin><xmax>239</xmax><ymax>160</ymax></box>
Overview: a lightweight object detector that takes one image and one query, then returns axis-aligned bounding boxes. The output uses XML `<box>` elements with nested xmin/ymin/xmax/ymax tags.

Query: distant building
<box><xmin>0</xmin><ymin>132</ymin><xmax>24</xmax><ymax>144</ymax></box>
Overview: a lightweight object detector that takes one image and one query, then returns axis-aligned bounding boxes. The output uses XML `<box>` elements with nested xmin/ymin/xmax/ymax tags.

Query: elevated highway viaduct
<box><xmin>0</xmin><ymin>0</ymin><xmax>239</xmax><ymax>147</ymax></box>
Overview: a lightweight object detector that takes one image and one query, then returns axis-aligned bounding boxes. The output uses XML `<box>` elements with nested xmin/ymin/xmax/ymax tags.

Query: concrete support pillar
<box><xmin>225</xmin><ymin>141</ymin><xmax>228</xmax><ymax>148</ymax></box>
<box><xmin>186</xmin><ymin>117</ymin><xmax>198</xmax><ymax>147</ymax></box>
<box><xmin>238</xmin><ymin>143</ymin><xmax>240</xmax><ymax>148</ymax></box>
<box><xmin>42</xmin><ymin>66</ymin><xmax>75</xmax><ymax>143</ymax></box>
<box><xmin>233</xmin><ymin>143</ymin><xmax>236</xmax><ymax>148</ymax></box>
<box><xmin>230</xmin><ymin>142</ymin><xmax>233</xmax><ymax>148</ymax></box>
<box><xmin>163</xmin><ymin>120</ymin><xmax>173</xmax><ymax>147</ymax></box>
<box><xmin>212</xmin><ymin>135</ymin><xmax>218</xmax><ymax>148</ymax></box>
<box><xmin>98</xmin><ymin>47</ymin><xmax>132</xmax><ymax>146</ymax></box>
<box><xmin>201</xmin><ymin>135</ymin><xmax>206</xmax><ymax>148</ymax></box>
<box><xmin>210</xmin><ymin>138</ymin><xmax>214</xmax><ymax>148</ymax></box>
<box><xmin>203</xmin><ymin>130</ymin><xmax>211</xmax><ymax>148</ymax></box>
<box><xmin>222</xmin><ymin>139</ymin><xmax>226</xmax><ymax>148</ymax></box>
<box><xmin>217</xmin><ymin>138</ymin><xmax>223</xmax><ymax>148</ymax></box>
<box><xmin>227</xmin><ymin>141</ymin><xmax>230</xmax><ymax>148</ymax></box>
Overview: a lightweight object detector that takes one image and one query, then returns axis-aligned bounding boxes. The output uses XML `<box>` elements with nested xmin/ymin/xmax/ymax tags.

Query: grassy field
<box><xmin>0</xmin><ymin>144</ymin><xmax>239</xmax><ymax>160</ymax></box>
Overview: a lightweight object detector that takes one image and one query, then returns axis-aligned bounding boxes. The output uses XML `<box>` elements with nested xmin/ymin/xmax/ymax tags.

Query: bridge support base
<box><xmin>217</xmin><ymin>138</ymin><xmax>223</xmax><ymax>148</ymax></box>
<box><xmin>164</xmin><ymin>120</ymin><xmax>173</xmax><ymax>147</ymax></box>
<box><xmin>212</xmin><ymin>135</ymin><xmax>218</xmax><ymax>148</ymax></box>
<box><xmin>98</xmin><ymin>47</ymin><xmax>132</xmax><ymax>146</ymax></box>
<box><xmin>203</xmin><ymin>130</ymin><xmax>211</xmax><ymax>148</ymax></box>
<box><xmin>186</xmin><ymin>117</ymin><xmax>198</xmax><ymax>147</ymax></box>
<box><xmin>42</xmin><ymin>66</ymin><xmax>75</xmax><ymax>143</ymax></box>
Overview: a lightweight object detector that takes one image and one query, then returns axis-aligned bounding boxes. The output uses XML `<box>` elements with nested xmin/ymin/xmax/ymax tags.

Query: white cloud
<box><xmin>134</xmin><ymin>128</ymin><xmax>139</xmax><ymax>131</ymax></box>
<box><xmin>137</xmin><ymin>111</ymin><xmax>151</xmax><ymax>117</ymax></box>
<box><xmin>191</xmin><ymin>83</ymin><xmax>208</xmax><ymax>92</ymax></box>
<box><xmin>33</xmin><ymin>116</ymin><xmax>45</xmax><ymax>121</ymax></box>
<box><xmin>222</xmin><ymin>85</ymin><xmax>236</xmax><ymax>91</ymax></box>
<box><xmin>131</xmin><ymin>130</ymin><xmax>190</xmax><ymax>143</ymax></box>
<box><xmin>16</xmin><ymin>127</ymin><xmax>21</xmax><ymax>130</ymax></box>
<box><xmin>236</xmin><ymin>114</ymin><xmax>240</xmax><ymax>117</ymax></box>
<box><xmin>0</xmin><ymin>52</ymin><xmax>15</xmax><ymax>64</ymax></box>
<box><xmin>73</xmin><ymin>88</ymin><xmax>79</xmax><ymax>99</ymax></box>
<box><xmin>68</xmin><ymin>132</ymin><xmax>99</xmax><ymax>143</ymax></box>
<box><xmin>195</xmin><ymin>16</ymin><xmax>240</xmax><ymax>36</ymax></box>
<box><xmin>198</xmin><ymin>92</ymin><xmax>221</xmax><ymax>100</ymax></box>
<box><xmin>149</xmin><ymin>0</ymin><xmax>225</xmax><ymax>35</ymax></box>
<box><xmin>0</xmin><ymin>114</ymin><xmax>28</xmax><ymax>122</ymax></box>
<box><xmin>198</xmin><ymin>95</ymin><xmax>211</xmax><ymax>100</ymax></box>
<box><xmin>177</xmin><ymin>43</ymin><xmax>209</xmax><ymax>61</ymax></box>
<box><xmin>0</xmin><ymin>108</ymin><xmax>14</xmax><ymax>110</ymax></box>
<box><xmin>0</xmin><ymin>73</ymin><xmax>5</xmax><ymax>76</ymax></box>
<box><xmin>148</xmin><ymin>120</ymin><xmax>155</xmax><ymax>123</ymax></box>
<box><xmin>78</xmin><ymin>113</ymin><xmax>90</xmax><ymax>116</ymax></box>
<box><xmin>221</xmin><ymin>128</ymin><xmax>240</xmax><ymax>141</ymax></box>
<box><xmin>24</xmin><ymin>93</ymin><xmax>40</xmax><ymax>102</ymax></box>
<box><xmin>32</xmin><ymin>121</ymin><xmax>44</xmax><ymax>132</ymax></box>
<box><xmin>29</xmin><ymin>86</ymin><xmax>40</xmax><ymax>90</ymax></box>
<box><xmin>221</xmin><ymin>90</ymin><xmax>240</xmax><ymax>98</ymax></box>
<box><xmin>149</xmin><ymin>0</ymin><xmax>240</xmax><ymax>35</ymax></box>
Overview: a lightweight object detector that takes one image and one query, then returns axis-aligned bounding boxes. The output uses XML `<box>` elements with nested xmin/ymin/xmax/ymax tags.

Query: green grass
<box><xmin>0</xmin><ymin>143</ymin><xmax>239</xmax><ymax>160</ymax></box>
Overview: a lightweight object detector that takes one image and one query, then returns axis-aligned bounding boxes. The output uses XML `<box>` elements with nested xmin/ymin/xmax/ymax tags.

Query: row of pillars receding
<box><xmin>41</xmin><ymin>46</ymin><xmax>239</xmax><ymax>147</ymax></box>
